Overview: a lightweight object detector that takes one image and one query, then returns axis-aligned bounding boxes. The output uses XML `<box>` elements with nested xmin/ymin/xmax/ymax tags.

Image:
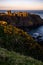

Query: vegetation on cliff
<box><xmin>0</xmin><ymin>21</ymin><xmax>43</xmax><ymax>62</ymax></box>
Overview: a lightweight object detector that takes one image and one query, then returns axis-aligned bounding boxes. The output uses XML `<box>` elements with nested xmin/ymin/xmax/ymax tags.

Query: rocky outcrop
<box><xmin>0</xmin><ymin>13</ymin><xmax>43</xmax><ymax>28</ymax></box>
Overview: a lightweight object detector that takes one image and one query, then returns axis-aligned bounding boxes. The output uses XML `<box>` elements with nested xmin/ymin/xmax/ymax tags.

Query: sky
<box><xmin>0</xmin><ymin>0</ymin><xmax>43</xmax><ymax>10</ymax></box>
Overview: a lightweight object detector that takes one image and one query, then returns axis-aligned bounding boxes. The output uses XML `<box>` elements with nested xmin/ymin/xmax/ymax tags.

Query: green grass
<box><xmin>0</xmin><ymin>47</ymin><xmax>43</xmax><ymax>65</ymax></box>
<box><xmin>0</xmin><ymin>24</ymin><xmax>43</xmax><ymax>61</ymax></box>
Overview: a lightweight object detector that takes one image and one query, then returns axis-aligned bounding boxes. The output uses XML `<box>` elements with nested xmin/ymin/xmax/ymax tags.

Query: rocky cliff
<box><xmin>0</xmin><ymin>12</ymin><xmax>43</xmax><ymax>29</ymax></box>
<box><xmin>0</xmin><ymin>21</ymin><xmax>43</xmax><ymax>61</ymax></box>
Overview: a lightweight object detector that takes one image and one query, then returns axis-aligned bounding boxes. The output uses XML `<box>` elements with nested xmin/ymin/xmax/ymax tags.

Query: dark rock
<box><xmin>0</xmin><ymin>13</ymin><xmax>43</xmax><ymax>28</ymax></box>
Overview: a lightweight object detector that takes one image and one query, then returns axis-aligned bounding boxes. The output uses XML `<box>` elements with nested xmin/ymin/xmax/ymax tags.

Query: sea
<box><xmin>0</xmin><ymin>10</ymin><xmax>43</xmax><ymax>41</ymax></box>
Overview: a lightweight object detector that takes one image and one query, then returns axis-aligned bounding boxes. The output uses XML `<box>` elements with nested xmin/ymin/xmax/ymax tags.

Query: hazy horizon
<box><xmin>0</xmin><ymin>0</ymin><xmax>43</xmax><ymax>10</ymax></box>
<box><xmin>1</xmin><ymin>9</ymin><xmax>43</xmax><ymax>11</ymax></box>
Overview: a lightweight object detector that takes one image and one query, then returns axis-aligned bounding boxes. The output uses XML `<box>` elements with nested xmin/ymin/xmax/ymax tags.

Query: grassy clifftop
<box><xmin>0</xmin><ymin>21</ymin><xmax>43</xmax><ymax>61</ymax></box>
<box><xmin>0</xmin><ymin>47</ymin><xmax>43</xmax><ymax>65</ymax></box>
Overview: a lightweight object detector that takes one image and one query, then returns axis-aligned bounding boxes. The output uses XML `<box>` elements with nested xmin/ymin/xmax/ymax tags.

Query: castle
<box><xmin>0</xmin><ymin>10</ymin><xmax>28</xmax><ymax>17</ymax></box>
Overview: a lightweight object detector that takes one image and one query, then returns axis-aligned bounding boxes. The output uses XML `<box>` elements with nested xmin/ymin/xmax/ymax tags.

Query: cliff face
<box><xmin>0</xmin><ymin>12</ymin><xmax>43</xmax><ymax>63</ymax></box>
<box><xmin>0</xmin><ymin>21</ymin><xmax>43</xmax><ymax>61</ymax></box>
<box><xmin>0</xmin><ymin>13</ymin><xmax>43</xmax><ymax>28</ymax></box>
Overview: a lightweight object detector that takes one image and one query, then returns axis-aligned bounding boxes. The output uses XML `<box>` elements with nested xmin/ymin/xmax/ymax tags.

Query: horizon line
<box><xmin>0</xmin><ymin>9</ymin><xmax>43</xmax><ymax>10</ymax></box>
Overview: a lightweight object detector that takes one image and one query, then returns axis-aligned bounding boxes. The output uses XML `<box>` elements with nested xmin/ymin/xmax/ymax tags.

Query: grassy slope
<box><xmin>0</xmin><ymin>47</ymin><xmax>43</xmax><ymax>65</ymax></box>
<box><xmin>0</xmin><ymin>21</ymin><xmax>43</xmax><ymax>63</ymax></box>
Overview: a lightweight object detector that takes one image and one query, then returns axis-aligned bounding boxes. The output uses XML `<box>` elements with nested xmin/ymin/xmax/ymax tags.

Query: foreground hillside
<box><xmin>0</xmin><ymin>47</ymin><xmax>43</xmax><ymax>65</ymax></box>
<box><xmin>0</xmin><ymin>21</ymin><xmax>43</xmax><ymax>62</ymax></box>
